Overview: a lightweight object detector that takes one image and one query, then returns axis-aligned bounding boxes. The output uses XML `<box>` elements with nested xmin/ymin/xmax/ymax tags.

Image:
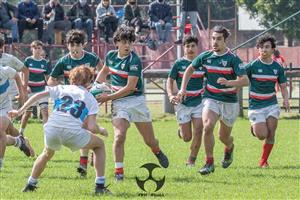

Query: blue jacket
<box><xmin>17</xmin><ymin>1</ymin><xmax>40</xmax><ymax>20</ymax></box>
<box><xmin>148</xmin><ymin>1</ymin><xmax>172</xmax><ymax>23</ymax></box>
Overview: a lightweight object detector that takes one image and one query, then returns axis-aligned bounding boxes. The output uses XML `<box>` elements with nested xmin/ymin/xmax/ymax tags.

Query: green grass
<box><xmin>1</xmin><ymin>118</ymin><xmax>299</xmax><ymax>199</ymax></box>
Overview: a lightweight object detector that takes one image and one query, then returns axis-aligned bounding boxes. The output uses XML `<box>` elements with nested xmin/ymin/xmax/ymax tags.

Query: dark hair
<box><xmin>66</xmin><ymin>29</ymin><xmax>86</xmax><ymax>45</ymax></box>
<box><xmin>183</xmin><ymin>35</ymin><xmax>198</xmax><ymax>46</ymax></box>
<box><xmin>30</xmin><ymin>40</ymin><xmax>44</xmax><ymax>48</ymax></box>
<box><xmin>212</xmin><ymin>25</ymin><xmax>231</xmax><ymax>40</ymax></box>
<box><xmin>0</xmin><ymin>38</ymin><xmax>4</xmax><ymax>48</ymax></box>
<box><xmin>274</xmin><ymin>49</ymin><xmax>280</xmax><ymax>57</ymax></box>
<box><xmin>256</xmin><ymin>34</ymin><xmax>276</xmax><ymax>49</ymax></box>
<box><xmin>113</xmin><ymin>25</ymin><xmax>136</xmax><ymax>44</ymax></box>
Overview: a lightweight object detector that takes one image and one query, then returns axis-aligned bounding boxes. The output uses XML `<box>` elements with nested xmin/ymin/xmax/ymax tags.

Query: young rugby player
<box><xmin>246</xmin><ymin>35</ymin><xmax>289</xmax><ymax>168</ymax></box>
<box><xmin>167</xmin><ymin>36</ymin><xmax>204</xmax><ymax>167</ymax></box>
<box><xmin>178</xmin><ymin>25</ymin><xmax>249</xmax><ymax>175</ymax></box>
<box><xmin>95</xmin><ymin>25</ymin><xmax>169</xmax><ymax>181</ymax></box>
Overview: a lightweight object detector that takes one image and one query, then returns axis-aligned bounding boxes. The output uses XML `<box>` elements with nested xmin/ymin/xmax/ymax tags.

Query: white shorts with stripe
<box><xmin>248</xmin><ymin>104</ymin><xmax>280</xmax><ymax>125</ymax></box>
<box><xmin>202</xmin><ymin>98</ymin><xmax>239</xmax><ymax>127</ymax></box>
<box><xmin>175</xmin><ymin>102</ymin><xmax>203</xmax><ymax>124</ymax></box>
<box><xmin>112</xmin><ymin>95</ymin><xmax>152</xmax><ymax>123</ymax></box>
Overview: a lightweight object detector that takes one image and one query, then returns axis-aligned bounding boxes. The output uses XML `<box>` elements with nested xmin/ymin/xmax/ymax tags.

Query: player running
<box><xmin>167</xmin><ymin>36</ymin><xmax>204</xmax><ymax>167</ymax></box>
<box><xmin>9</xmin><ymin>66</ymin><xmax>111</xmax><ymax>195</ymax></box>
<box><xmin>246</xmin><ymin>34</ymin><xmax>289</xmax><ymax>168</ymax></box>
<box><xmin>0</xmin><ymin>65</ymin><xmax>35</xmax><ymax>170</ymax></box>
<box><xmin>95</xmin><ymin>25</ymin><xmax>169</xmax><ymax>181</ymax></box>
<box><xmin>47</xmin><ymin>29</ymin><xmax>102</xmax><ymax>177</ymax></box>
<box><xmin>178</xmin><ymin>25</ymin><xmax>249</xmax><ymax>175</ymax></box>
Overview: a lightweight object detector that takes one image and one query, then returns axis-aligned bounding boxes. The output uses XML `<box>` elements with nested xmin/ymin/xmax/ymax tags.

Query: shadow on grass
<box><xmin>250</xmin><ymin>173</ymin><xmax>300</xmax><ymax>180</ymax></box>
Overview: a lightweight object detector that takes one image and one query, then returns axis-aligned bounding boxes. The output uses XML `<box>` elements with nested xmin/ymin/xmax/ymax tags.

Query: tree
<box><xmin>237</xmin><ymin>0</ymin><xmax>300</xmax><ymax>46</ymax></box>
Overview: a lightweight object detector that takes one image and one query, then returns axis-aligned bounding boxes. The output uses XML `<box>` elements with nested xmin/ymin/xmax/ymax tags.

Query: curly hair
<box><xmin>256</xmin><ymin>34</ymin><xmax>276</xmax><ymax>49</ymax></box>
<box><xmin>113</xmin><ymin>25</ymin><xmax>136</xmax><ymax>44</ymax></box>
<box><xmin>66</xmin><ymin>29</ymin><xmax>86</xmax><ymax>45</ymax></box>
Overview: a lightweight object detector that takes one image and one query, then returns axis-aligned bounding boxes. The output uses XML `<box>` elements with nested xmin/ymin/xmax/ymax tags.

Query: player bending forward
<box><xmin>9</xmin><ymin>66</ymin><xmax>111</xmax><ymax>195</ymax></box>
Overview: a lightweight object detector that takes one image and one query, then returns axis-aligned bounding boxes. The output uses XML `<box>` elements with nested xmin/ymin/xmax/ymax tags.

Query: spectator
<box><xmin>43</xmin><ymin>0</ymin><xmax>72</xmax><ymax>44</ymax></box>
<box><xmin>0</xmin><ymin>0</ymin><xmax>19</xmax><ymax>43</ymax></box>
<box><xmin>17</xmin><ymin>0</ymin><xmax>44</xmax><ymax>42</ymax></box>
<box><xmin>174</xmin><ymin>0</ymin><xmax>198</xmax><ymax>45</ymax></box>
<box><xmin>273</xmin><ymin>49</ymin><xmax>287</xmax><ymax>68</ymax></box>
<box><xmin>67</xmin><ymin>0</ymin><xmax>94</xmax><ymax>43</ymax></box>
<box><xmin>149</xmin><ymin>0</ymin><xmax>172</xmax><ymax>44</ymax></box>
<box><xmin>123</xmin><ymin>0</ymin><xmax>143</xmax><ymax>35</ymax></box>
<box><xmin>96</xmin><ymin>0</ymin><xmax>118</xmax><ymax>43</ymax></box>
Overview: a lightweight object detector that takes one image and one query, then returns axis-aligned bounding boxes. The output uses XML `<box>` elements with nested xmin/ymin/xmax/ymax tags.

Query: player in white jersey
<box><xmin>9</xmin><ymin>66</ymin><xmax>111</xmax><ymax>195</ymax></box>
<box><xmin>0</xmin><ymin>66</ymin><xmax>35</xmax><ymax>170</ymax></box>
<box><xmin>0</xmin><ymin>38</ymin><xmax>29</xmax><ymax>136</ymax></box>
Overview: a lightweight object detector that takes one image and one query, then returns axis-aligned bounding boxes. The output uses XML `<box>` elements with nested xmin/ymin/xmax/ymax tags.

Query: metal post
<box><xmin>176</xmin><ymin>0</ymin><xmax>181</xmax><ymax>58</ymax></box>
<box><xmin>298</xmin><ymin>80</ymin><xmax>300</xmax><ymax>114</ymax></box>
<box><xmin>163</xmin><ymin>80</ymin><xmax>175</xmax><ymax>114</ymax></box>
<box><xmin>289</xmin><ymin>63</ymin><xmax>293</xmax><ymax>98</ymax></box>
<box><xmin>207</xmin><ymin>2</ymin><xmax>211</xmax><ymax>49</ymax></box>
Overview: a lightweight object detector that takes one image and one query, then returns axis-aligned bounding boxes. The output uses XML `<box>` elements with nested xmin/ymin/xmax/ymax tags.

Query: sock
<box><xmin>206</xmin><ymin>157</ymin><xmax>214</xmax><ymax>165</ymax></box>
<box><xmin>79</xmin><ymin>156</ymin><xmax>88</xmax><ymax>169</ymax></box>
<box><xmin>28</xmin><ymin>176</ymin><xmax>38</xmax><ymax>186</ymax></box>
<box><xmin>115</xmin><ymin>162</ymin><xmax>124</xmax><ymax>175</ymax></box>
<box><xmin>188</xmin><ymin>156</ymin><xmax>197</xmax><ymax>163</ymax></box>
<box><xmin>224</xmin><ymin>145</ymin><xmax>233</xmax><ymax>153</ymax></box>
<box><xmin>95</xmin><ymin>176</ymin><xmax>105</xmax><ymax>188</ymax></box>
<box><xmin>0</xmin><ymin>158</ymin><xmax>3</xmax><ymax>169</ymax></box>
<box><xmin>260</xmin><ymin>143</ymin><xmax>274</xmax><ymax>164</ymax></box>
<box><xmin>14</xmin><ymin>137</ymin><xmax>22</xmax><ymax>148</ymax></box>
<box><xmin>19</xmin><ymin>128</ymin><xmax>25</xmax><ymax>135</ymax></box>
<box><xmin>151</xmin><ymin>146</ymin><xmax>161</xmax><ymax>154</ymax></box>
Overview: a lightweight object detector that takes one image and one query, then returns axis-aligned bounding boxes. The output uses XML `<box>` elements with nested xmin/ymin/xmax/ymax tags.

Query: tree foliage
<box><xmin>237</xmin><ymin>0</ymin><xmax>300</xmax><ymax>45</ymax></box>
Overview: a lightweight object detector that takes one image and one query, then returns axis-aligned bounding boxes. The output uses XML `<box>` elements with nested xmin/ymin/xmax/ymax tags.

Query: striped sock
<box><xmin>95</xmin><ymin>176</ymin><xmax>105</xmax><ymax>187</ymax></box>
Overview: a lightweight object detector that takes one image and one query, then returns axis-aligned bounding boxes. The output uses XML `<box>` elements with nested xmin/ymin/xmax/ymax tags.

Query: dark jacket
<box><xmin>124</xmin><ymin>4</ymin><xmax>141</xmax><ymax>22</ymax></box>
<box><xmin>0</xmin><ymin>2</ymin><xmax>17</xmax><ymax>26</ymax></box>
<box><xmin>43</xmin><ymin>2</ymin><xmax>65</xmax><ymax>21</ymax></box>
<box><xmin>148</xmin><ymin>1</ymin><xmax>172</xmax><ymax>23</ymax></box>
<box><xmin>17</xmin><ymin>1</ymin><xmax>40</xmax><ymax>20</ymax></box>
<box><xmin>67</xmin><ymin>2</ymin><xmax>93</xmax><ymax>22</ymax></box>
<box><xmin>181</xmin><ymin>0</ymin><xmax>198</xmax><ymax>12</ymax></box>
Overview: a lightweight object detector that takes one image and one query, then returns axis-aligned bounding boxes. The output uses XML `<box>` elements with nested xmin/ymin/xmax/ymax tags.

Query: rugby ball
<box><xmin>90</xmin><ymin>83</ymin><xmax>111</xmax><ymax>97</ymax></box>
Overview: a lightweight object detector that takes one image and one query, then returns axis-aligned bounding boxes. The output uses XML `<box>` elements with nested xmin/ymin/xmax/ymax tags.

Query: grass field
<box><xmin>1</xmin><ymin>117</ymin><xmax>299</xmax><ymax>199</ymax></box>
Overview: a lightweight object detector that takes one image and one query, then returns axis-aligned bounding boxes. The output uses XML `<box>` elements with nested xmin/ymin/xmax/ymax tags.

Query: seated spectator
<box><xmin>174</xmin><ymin>0</ymin><xmax>198</xmax><ymax>44</ymax></box>
<box><xmin>17</xmin><ymin>0</ymin><xmax>44</xmax><ymax>43</ymax></box>
<box><xmin>67</xmin><ymin>0</ymin><xmax>93</xmax><ymax>43</ymax></box>
<box><xmin>43</xmin><ymin>0</ymin><xmax>72</xmax><ymax>44</ymax></box>
<box><xmin>148</xmin><ymin>0</ymin><xmax>172</xmax><ymax>44</ymax></box>
<box><xmin>123</xmin><ymin>0</ymin><xmax>143</xmax><ymax>35</ymax></box>
<box><xmin>0</xmin><ymin>0</ymin><xmax>19</xmax><ymax>43</ymax></box>
<box><xmin>96</xmin><ymin>0</ymin><xmax>118</xmax><ymax>43</ymax></box>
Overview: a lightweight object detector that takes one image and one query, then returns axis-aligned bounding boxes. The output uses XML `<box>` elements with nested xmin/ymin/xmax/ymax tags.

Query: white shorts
<box><xmin>28</xmin><ymin>92</ymin><xmax>48</xmax><ymax>109</ymax></box>
<box><xmin>175</xmin><ymin>103</ymin><xmax>203</xmax><ymax>124</ymax></box>
<box><xmin>112</xmin><ymin>95</ymin><xmax>152</xmax><ymax>123</ymax></box>
<box><xmin>248</xmin><ymin>104</ymin><xmax>280</xmax><ymax>125</ymax></box>
<box><xmin>0</xmin><ymin>103</ymin><xmax>12</xmax><ymax>118</ymax></box>
<box><xmin>44</xmin><ymin>123</ymin><xmax>91</xmax><ymax>151</ymax></box>
<box><xmin>203</xmin><ymin>98</ymin><xmax>239</xmax><ymax>127</ymax></box>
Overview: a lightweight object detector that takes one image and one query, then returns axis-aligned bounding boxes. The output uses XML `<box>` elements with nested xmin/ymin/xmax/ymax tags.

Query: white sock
<box><xmin>115</xmin><ymin>162</ymin><xmax>123</xmax><ymax>169</ymax></box>
<box><xmin>14</xmin><ymin>137</ymin><xmax>21</xmax><ymax>148</ymax></box>
<box><xmin>95</xmin><ymin>176</ymin><xmax>105</xmax><ymax>186</ymax></box>
<box><xmin>28</xmin><ymin>176</ymin><xmax>38</xmax><ymax>186</ymax></box>
<box><xmin>19</xmin><ymin>128</ymin><xmax>25</xmax><ymax>135</ymax></box>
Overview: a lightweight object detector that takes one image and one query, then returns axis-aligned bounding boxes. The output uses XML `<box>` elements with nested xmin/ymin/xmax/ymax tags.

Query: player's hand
<box><xmin>283</xmin><ymin>99</ymin><xmax>290</xmax><ymax>112</ymax></box>
<box><xmin>8</xmin><ymin>110</ymin><xmax>20</xmax><ymax>119</ymax></box>
<box><xmin>177</xmin><ymin>90</ymin><xmax>186</xmax><ymax>103</ymax></box>
<box><xmin>99</xmin><ymin>127</ymin><xmax>108</xmax><ymax>137</ymax></box>
<box><xmin>169</xmin><ymin>95</ymin><xmax>179</xmax><ymax>105</ymax></box>
<box><xmin>96</xmin><ymin>93</ymin><xmax>110</xmax><ymax>104</ymax></box>
<box><xmin>217</xmin><ymin>77</ymin><xmax>229</xmax><ymax>86</ymax></box>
